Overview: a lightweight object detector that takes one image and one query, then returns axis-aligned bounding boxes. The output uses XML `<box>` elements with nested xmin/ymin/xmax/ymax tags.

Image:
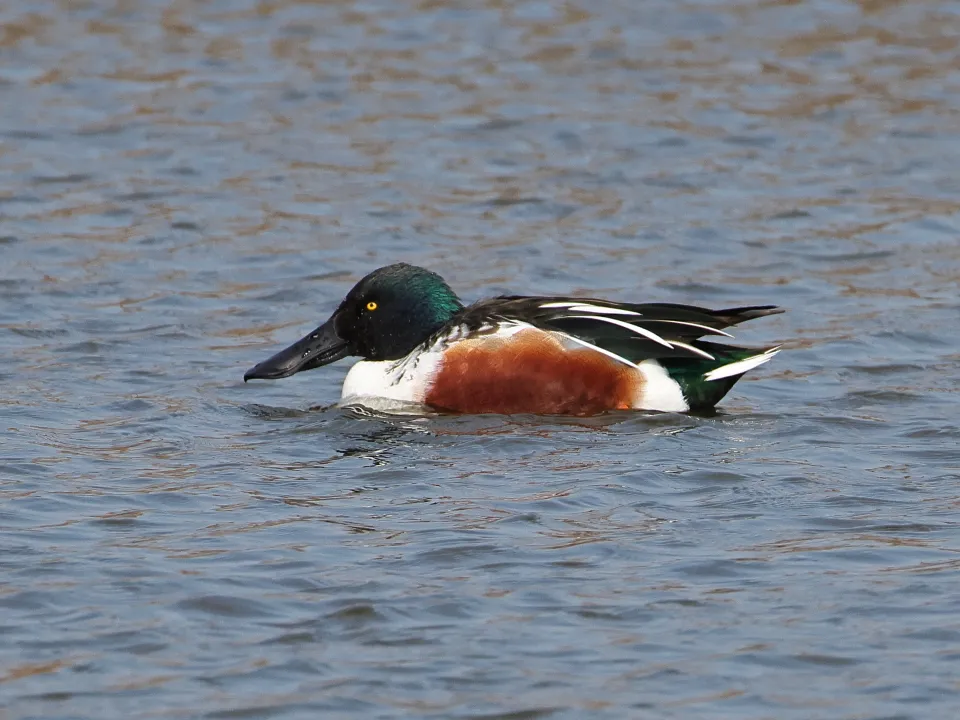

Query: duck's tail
<box><xmin>659</xmin><ymin>342</ymin><xmax>781</xmax><ymax>411</ymax></box>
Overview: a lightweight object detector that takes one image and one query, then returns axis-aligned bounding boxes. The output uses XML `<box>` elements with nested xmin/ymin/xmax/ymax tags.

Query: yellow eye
<box><xmin>366</xmin><ymin>301</ymin><xmax>378</xmax><ymax>311</ymax></box>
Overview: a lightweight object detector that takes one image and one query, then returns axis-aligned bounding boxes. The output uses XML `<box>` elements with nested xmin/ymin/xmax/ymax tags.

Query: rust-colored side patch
<box><xmin>424</xmin><ymin>329</ymin><xmax>641</xmax><ymax>415</ymax></box>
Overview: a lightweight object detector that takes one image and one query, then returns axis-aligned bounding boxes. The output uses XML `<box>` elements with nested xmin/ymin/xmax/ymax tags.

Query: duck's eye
<box><xmin>366</xmin><ymin>301</ymin><xmax>378</xmax><ymax>311</ymax></box>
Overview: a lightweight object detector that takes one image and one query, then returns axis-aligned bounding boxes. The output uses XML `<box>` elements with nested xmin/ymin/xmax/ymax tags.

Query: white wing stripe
<box><xmin>565</xmin><ymin>304</ymin><xmax>641</xmax><ymax>316</ymax></box>
<box><xmin>704</xmin><ymin>347</ymin><xmax>781</xmax><ymax>381</ymax></box>
<box><xmin>541</xmin><ymin>307</ymin><xmax>736</xmax><ymax>337</ymax></box>
<box><xmin>563</xmin><ymin>314</ymin><xmax>674</xmax><ymax>348</ymax></box>
<box><xmin>654</xmin><ymin>320</ymin><xmax>734</xmax><ymax>338</ymax></box>
<box><xmin>668</xmin><ymin>341</ymin><xmax>715</xmax><ymax>360</ymax></box>
<box><xmin>558</xmin><ymin>333</ymin><xmax>640</xmax><ymax>369</ymax></box>
<box><xmin>539</xmin><ymin>301</ymin><xmax>642</xmax><ymax>316</ymax></box>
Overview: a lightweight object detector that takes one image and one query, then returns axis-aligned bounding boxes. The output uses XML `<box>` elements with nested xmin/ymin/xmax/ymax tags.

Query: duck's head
<box><xmin>244</xmin><ymin>263</ymin><xmax>463</xmax><ymax>382</ymax></box>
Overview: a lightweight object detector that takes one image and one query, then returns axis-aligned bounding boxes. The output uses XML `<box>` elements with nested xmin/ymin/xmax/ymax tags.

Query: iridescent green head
<box><xmin>244</xmin><ymin>263</ymin><xmax>464</xmax><ymax>381</ymax></box>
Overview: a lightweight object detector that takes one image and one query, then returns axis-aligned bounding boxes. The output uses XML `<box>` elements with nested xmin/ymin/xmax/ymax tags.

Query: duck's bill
<box><xmin>244</xmin><ymin>317</ymin><xmax>349</xmax><ymax>381</ymax></box>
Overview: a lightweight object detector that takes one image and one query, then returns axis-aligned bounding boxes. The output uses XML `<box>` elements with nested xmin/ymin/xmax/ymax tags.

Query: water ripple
<box><xmin>2</xmin><ymin>0</ymin><xmax>960</xmax><ymax>717</ymax></box>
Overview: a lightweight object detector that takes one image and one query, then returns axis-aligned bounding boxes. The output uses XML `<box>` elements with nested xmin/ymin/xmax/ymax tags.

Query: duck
<box><xmin>244</xmin><ymin>263</ymin><xmax>783</xmax><ymax>415</ymax></box>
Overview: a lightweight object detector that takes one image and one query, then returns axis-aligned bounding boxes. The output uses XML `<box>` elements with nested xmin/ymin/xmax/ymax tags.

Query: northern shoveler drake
<box><xmin>244</xmin><ymin>263</ymin><xmax>783</xmax><ymax>415</ymax></box>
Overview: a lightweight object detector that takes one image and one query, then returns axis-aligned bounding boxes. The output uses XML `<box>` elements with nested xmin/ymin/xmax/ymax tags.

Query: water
<box><xmin>2</xmin><ymin>0</ymin><xmax>959</xmax><ymax>717</ymax></box>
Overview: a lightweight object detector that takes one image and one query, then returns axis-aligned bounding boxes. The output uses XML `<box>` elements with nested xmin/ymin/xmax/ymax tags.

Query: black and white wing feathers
<box><xmin>458</xmin><ymin>296</ymin><xmax>783</xmax><ymax>364</ymax></box>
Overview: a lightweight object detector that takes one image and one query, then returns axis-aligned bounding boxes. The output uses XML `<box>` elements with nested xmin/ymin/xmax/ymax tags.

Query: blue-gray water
<box><xmin>2</xmin><ymin>0</ymin><xmax>959</xmax><ymax>718</ymax></box>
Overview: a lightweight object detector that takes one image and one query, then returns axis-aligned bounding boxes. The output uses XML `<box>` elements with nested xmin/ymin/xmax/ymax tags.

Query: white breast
<box><xmin>339</xmin><ymin>350</ymin><xmax>444</xmax><ymax>410</ymax></box>
<box><xmin>338</xmin><ymin>324</ymin><xmax>520</xmax><ymax>409</ymax></box>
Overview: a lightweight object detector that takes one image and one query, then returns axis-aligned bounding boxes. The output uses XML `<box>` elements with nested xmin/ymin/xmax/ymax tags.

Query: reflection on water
<box><xmin>2</xmin><ymin>0</ymin><xmax>960</xmax><ymax>717</ymax></box>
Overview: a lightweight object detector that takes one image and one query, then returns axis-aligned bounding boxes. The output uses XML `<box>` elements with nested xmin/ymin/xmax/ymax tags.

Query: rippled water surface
<box><xmin>3</xmin><ymin>0</ymin><xmax>960</xmax><ymax>717</ymax></box>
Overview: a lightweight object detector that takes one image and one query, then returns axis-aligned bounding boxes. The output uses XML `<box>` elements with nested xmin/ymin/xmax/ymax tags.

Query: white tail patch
<box><xmin>704</xmin><ymin>347</ymin><xmax>781</xmax><ymax>382</ymax></box>
<box><xmin>636</xmin><ymin>360</ymin><xmax>689</xmax><ymax>412</ymax></box>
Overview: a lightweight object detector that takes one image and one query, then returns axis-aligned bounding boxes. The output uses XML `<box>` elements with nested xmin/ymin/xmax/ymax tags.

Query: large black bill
<box><xmin>244</xmin><ymin>316</ymin><xmax>350</xmax><ymax>381</ymax></box>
